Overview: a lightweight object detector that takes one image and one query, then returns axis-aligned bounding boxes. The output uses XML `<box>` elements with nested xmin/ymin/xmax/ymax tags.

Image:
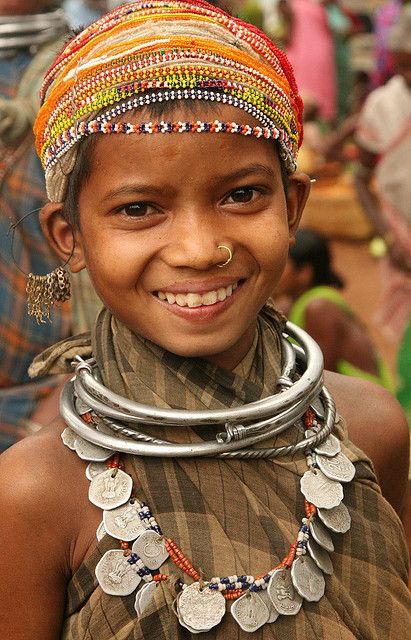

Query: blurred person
<box><xmin>354</xmin><ymin>5</ymin><xmax>411</xmax><ymax>344</ymax></box>
<box><xmin>274</xmin><ymin>228</ymin><xmax>394</xmax><ymax>390</ymax></box>
<box><xmin>285</xmin><ymin>0</ymin><xmax>336</xmax><ymax>122</ymax></box>
<box><xmin>323</xmin><ymin>0</ymin><xmax>354</xmax><ymax>123</ymax></box>
<box><xmin>372</xmin><ymin>0</ymin><xmax>406</xmax><ymax>88</ymax></box>
<box><xmin>0</xmin><ymin>0</ymin><xmax>70</xmax><ymax>449</ymax></box>
<box><xmin>63</xmin><ymin>0</ymin><xmax>107</xmax><ymax>29</ymax></box>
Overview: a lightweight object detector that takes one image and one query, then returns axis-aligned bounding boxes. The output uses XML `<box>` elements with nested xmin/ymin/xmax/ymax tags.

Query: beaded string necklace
<box><xmin>62</xmin><ymin>406</ymin><xmax>354</xmax><ymax>633</ymax></box>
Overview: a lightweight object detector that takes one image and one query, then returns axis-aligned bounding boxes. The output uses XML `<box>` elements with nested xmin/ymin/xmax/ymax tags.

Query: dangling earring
<box><xmin>26</xmin><ymin>266</ymin><xmax>71</xmax><ymax>324</ymax></box>
<box><xmin>7</xmin><ymin>208</ymin><xmax>73</xmax><ymax>324</ymax></box>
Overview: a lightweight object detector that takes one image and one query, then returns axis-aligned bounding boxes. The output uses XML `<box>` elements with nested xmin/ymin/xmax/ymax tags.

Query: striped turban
<box><xmin>34</xmin><ymin>0</ymin><xmax>304</xmax><ymax>202</ymax></box>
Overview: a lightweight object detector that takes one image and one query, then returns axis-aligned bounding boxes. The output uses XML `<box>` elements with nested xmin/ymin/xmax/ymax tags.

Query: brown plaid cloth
<box><xmin>52</xmin><ymin>306</ymin><xmax>410</xmax><ymax>639</ymax></box>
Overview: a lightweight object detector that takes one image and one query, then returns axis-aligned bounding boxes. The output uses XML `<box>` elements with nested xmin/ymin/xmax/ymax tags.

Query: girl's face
<box><xmin>62</xmin><ymin>106</ymin><xmax>309</xmax><ymax>369</ymax></box>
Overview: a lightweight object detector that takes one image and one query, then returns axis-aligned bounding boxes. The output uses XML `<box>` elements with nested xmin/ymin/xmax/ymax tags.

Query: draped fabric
<box><xmin>33</xmin><ymin>305</ymin><xmax>410</xmax><ymax>639</ymax></box>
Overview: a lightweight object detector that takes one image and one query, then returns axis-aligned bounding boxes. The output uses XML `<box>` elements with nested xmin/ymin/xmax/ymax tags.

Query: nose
<box><xmin>161</xmin><ymin>207</ymin><xmax>231</xmax><ymax>271</ymax></box>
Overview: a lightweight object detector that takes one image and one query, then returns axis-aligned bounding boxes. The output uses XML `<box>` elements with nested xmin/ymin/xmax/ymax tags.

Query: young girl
<box><xmin>0</xmin><ymin>2</ymin><xmax>409</xmax><ymax>638</ymax></box>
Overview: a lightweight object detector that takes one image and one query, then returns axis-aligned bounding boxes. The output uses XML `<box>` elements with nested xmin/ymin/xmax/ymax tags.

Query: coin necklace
<box><xmin>62</xmin><ymin>405</ymin><xmax>355</xmax><ymax>634</ymax></box>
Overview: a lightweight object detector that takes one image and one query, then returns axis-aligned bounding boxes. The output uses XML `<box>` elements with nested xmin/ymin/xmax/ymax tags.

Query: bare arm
<box><xmin>0</xmin><ymin>431</ymin><xmax>81</xmax><ymax>639</ymax></box>
<box><xmin>324</xmin><ymin>372</ymin><xmax>410</xmax><ymax>516</ymax></box>
<box><xmin>354</xmin><ymin>146</ymin><xmax>411</xmax><ymax>271</ymax></box>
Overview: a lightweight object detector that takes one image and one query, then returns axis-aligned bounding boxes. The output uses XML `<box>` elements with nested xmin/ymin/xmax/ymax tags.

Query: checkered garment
<box><xmin>0</xmin><ymin>47</ymin><xmax>70</xmax><ymax>449</ymax></box>
<box><xmin>36</xmin><ymin>305</ymin><xmax>409</xmax><ymax>639</ymax></box>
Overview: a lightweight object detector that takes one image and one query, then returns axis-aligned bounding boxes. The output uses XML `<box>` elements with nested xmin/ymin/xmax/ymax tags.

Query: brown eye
<box><xmin>121</xmin><ymin>202</ymin><xmax>155</xmax><ymax>217</ymax></box>
<box><xmin>230</xmin><ymin>188</ymin><xmax>254</xmax><ymax>203</ymax></box>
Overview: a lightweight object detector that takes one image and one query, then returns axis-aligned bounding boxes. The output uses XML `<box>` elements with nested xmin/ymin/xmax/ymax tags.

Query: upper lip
<box><xmin>154</xmin><ymin>278</ymin><xmax>241</xmax><ymax>295</ymax></box>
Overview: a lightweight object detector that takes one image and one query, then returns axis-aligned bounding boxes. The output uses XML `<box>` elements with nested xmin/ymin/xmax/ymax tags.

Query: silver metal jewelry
<box><xmin>216</xmin><ymin>244</ymin><xmax>232</xmax><ymax>267</ymax></box>
<box><xmin>60</xmin><ymin>322</ymin><xmax>337</xmax><ymax>459</ymax></box>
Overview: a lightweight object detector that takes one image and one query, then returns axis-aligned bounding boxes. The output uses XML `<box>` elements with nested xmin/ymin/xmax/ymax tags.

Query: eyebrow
<box><xmin>101</xmin><ymin>163</ymin><xmax>277</xmax><ymax>202</ymax></box>
<box><xmin>214</xmin><ymin>163</ymin><xmax>277</xmax><ymax>183</ymax></box>
<box><xmin>101</xmin><ymin>184</ymin><xmax>165</xmax><ymax>202</ymax></box>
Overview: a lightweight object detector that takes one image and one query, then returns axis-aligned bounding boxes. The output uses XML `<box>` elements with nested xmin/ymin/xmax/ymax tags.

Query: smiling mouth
<box><xmin>156</xmin><ymin>281</ymin><xmax>240</xmax><ymax>308</ymax></box>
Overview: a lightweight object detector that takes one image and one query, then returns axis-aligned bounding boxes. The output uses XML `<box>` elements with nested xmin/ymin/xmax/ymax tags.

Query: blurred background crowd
<box><xmin>0</xmin><ymin>0</ymin><xmax>410</xmax><ymax>450</ymax></box>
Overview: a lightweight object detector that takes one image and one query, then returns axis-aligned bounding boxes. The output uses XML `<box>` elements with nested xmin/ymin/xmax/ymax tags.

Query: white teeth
<box><xmin>175</xmin><ymin>294</ymin><xmax>187</xmax><ymax>307</ymax></box>
<box><xmin>217</xmin><ymin>288</ymin><xmax>227</xmax><ymax>302</ymax></box>
<box><xmin>157</xmin><ymin>282</ymin><xmax>238</xmax><ymax>307</ymax></box>
<box><xmin>186</xmin><ymin>293</ymin><xmax>202</xmax><ymax>308</ymax></box>
<box><xmin>202</xmin><ymin>290</ymin><xmax>218</xmax><ymax>306</ymax></box>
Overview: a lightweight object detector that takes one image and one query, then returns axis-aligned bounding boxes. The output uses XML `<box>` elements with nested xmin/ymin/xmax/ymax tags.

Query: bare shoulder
<box><xmin>0</xmin><ymin>421</ymin><xmax>85</xmax><ymax>530</ymax></box>
<box><xmin>0</xmin><ymin>423</ymin><xmax>99</xmax><ymax>639</ymax></box>
<box><xmin>324</xmin><ymin>371</ymin><xmax>409</xmax><ymax>514</ymax></box>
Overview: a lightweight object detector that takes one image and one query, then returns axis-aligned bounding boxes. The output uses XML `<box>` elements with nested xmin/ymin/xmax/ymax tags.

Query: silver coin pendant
<box><xmin>256</xmin><ymin>588</ymin><xmax>280</xmax><ymax>623</ymax></box>
<box><xmin>314</xmin><ymin>433</ymin><xmax>341</xmax><ymax>457</ymax></box>
<box><xmin>104</xmin><ymin>500</ymin><xmax>147</xmax><ymax>541</ymax></box>
<box><xmin>307</xmin><ymin>538</ymin><xmax>333</xmax><ymax>575</ymax></box>
<box><xmin>95</xmin><ymin>549</ymin><xmax>141</xmax><ymax>596</ymax></box>
<box><xmin>89</xmin><ymin>468</ymin><xmax>133</xmax><ymax>510</ymax></box>
<box><xmin>291</xmin><ymin>556</ymin><xmax>325</xmax><ymax>602</ymax></box>
<box><xmin>86</xmin><ymin>461</ymin><xmax>107</xmax><ymax>481</ymax></box>
<box><xmin>61</xmin><ymin>427</ymin><xmax>77</xmax><ymax>450</ymax></box>
<box><xmin>318</xmin><ymin>502</ymin><xmax>351</xmax><ymax>533</ymax></box>
<box><xmin>267</xmin><ymin>567</ymin><xmax>303</xmax><ymax>616</ymax></box>
<box><xmin>316</xmin><ymin>451</ymin><xmax>356</xmax><ymax>483</ymax></box>
<box><xmin>134</xmin><ymin>580</ymin><xmax>157</xmax><ymax>617</ymax></box>
<box><xmin>96</xmin><ymin>520</ymin><xmax>107</xmax><ymax>541</ymax></box>
<box><xmin>300</xmin><ymin>469</ymin><xmax>343</xmax><ymax>509</ymax></box>
<box><xmin>177</xmin><ymin>582</ymin><xmax>226</xmax><ymax>632</ymax></box>
<box><xmin>132</xmin><ymin>530</ymin><xmax>169</xmax><ymax>570</ymax></box>
<box><xmin>75</xmin><ymin>436</ymin><xmax>114</xmax><ymax>462</ymax></box>
<box><xmin>309</xmin><ymin>517</ymin><xmax>334</xmax><ymax>552</ymax></box>
<box><xmin>231</xmin><ymin>591</ymin><xmax>269</xmax><ymax>632</ymax></box>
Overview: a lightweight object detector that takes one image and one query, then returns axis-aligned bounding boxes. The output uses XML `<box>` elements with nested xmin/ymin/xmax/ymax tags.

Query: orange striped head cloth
<box><xmin>34</xmin><ymin>0</ymin><xmax>304</xmax><ymax>202</ymax></box>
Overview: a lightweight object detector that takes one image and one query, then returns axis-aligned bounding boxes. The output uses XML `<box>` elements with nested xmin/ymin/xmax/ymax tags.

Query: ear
<box><xmin>40</xmin><ymin>202</ymin><xmax>86</xmax><ymax>273</ymax></box>
<box><xmin>285</xmin><ymin>172</ymin><xmax>311</xmax><ymax>240</ymax></box>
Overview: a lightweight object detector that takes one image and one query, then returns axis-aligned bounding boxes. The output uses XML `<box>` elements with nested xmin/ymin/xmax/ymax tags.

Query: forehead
<box><xmin>85</xmin><ymin>104</ymin><xmax>282</xmax><ymax>187</ymax></box>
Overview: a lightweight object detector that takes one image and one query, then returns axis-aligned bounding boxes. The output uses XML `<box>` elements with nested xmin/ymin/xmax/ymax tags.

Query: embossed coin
<box><xmin>315</xmin><ymin>451</ymin><xmax>356</xmax><ymax>483</ymax></box>
<box><xmin>134</xmin><ymin>580</ymin><xmax>157</xmax><ymax>617</ymax></box>
<box><xmin>256</xmin><ymin>589</ymin><xmax>280</xmax><ymax>623</ymax></box>
<box><xmin>318</xmin><ymin>502</ymin><xmax>351</xmax><ymax>533</ymax></box>
<box><xmin>300</xmin><ymin>469</ymin><xmax>343</xmax><ymax>509</ymax></box>
<box><xmin>95</xmin><ymin>549</ymin><xmax>141</xmax><ymax>596</ymax></box>
<box><xmin>132</xmin><ymin>530</ymin><xmax>169</xmax><ymax>570</ymax></box>
<box><xmin>75</xmin><ymin>435</ymin><xmax>114</xmax><ymax>462</ymax></box>
<box><xmin>104</xmin><ymin>500</ymin><xmax>147</xmax><ymax>541</ymax></box>
<box><xmin>96</xmin><ymin>520</ymin><xmax>106</xmax><ymax>541</ymax></box>
<box><xmin>177</xmin><ymin>582</ymin><xmax>226</xmax><ymax>632</ymax></box>
<box><xmin>231</xmin><ymin>591</ymin><xmax>269</xmax><ymax>632</ymax></box>
<box><xmin>314</xmin><ymin>433</ymin><xmax>341</xmax><ymax>457</ymax></box>
<box><xmin>307</xmin><ymin>538</ymin><xmax>333</xmax><ymax>575</ymax></box>
<box><xmin>291</xmin><ymin>556</ymin><xmax>325</xmax><ymax>602</ymax></box>
<box><xmin>89</xmin><ymin>468</ymin><xmax>133</xmax><ymax>510</ymax></box>
<box><xmin>61</xmin><ymin>427</ymin><xmax>77</xmax><ymax>450</ymax></box>
<box><xmin>267</xmin><ymin>567</ymin><xmax>303</xmax><ymax>616</ymax></box>
<box><xmin>86</xmin><ymin>461</ymin><xmax>107</xmax><ymax>481</ymax></box>
<box><xmin>309</xmin><ymin>518</ymin><xmax>334</xmax><ymax>552</ymax></box>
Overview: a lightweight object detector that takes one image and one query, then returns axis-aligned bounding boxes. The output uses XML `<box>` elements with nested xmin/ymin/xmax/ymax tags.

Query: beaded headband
<box><xmin>34</xmin><ymin>0</ymin><xmax>303</xmax><ymax>202</ymax></box>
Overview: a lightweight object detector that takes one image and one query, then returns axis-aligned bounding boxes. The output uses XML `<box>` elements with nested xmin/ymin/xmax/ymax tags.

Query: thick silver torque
<box><xmin>73</xmin><ymin>322</ymin><xmax>324</xmax><ymax>426</ymax></box>
<box><xmin>59</xmin><ymin>323</ymin><xmax>337</xmax><ymax>458</ymax></box>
